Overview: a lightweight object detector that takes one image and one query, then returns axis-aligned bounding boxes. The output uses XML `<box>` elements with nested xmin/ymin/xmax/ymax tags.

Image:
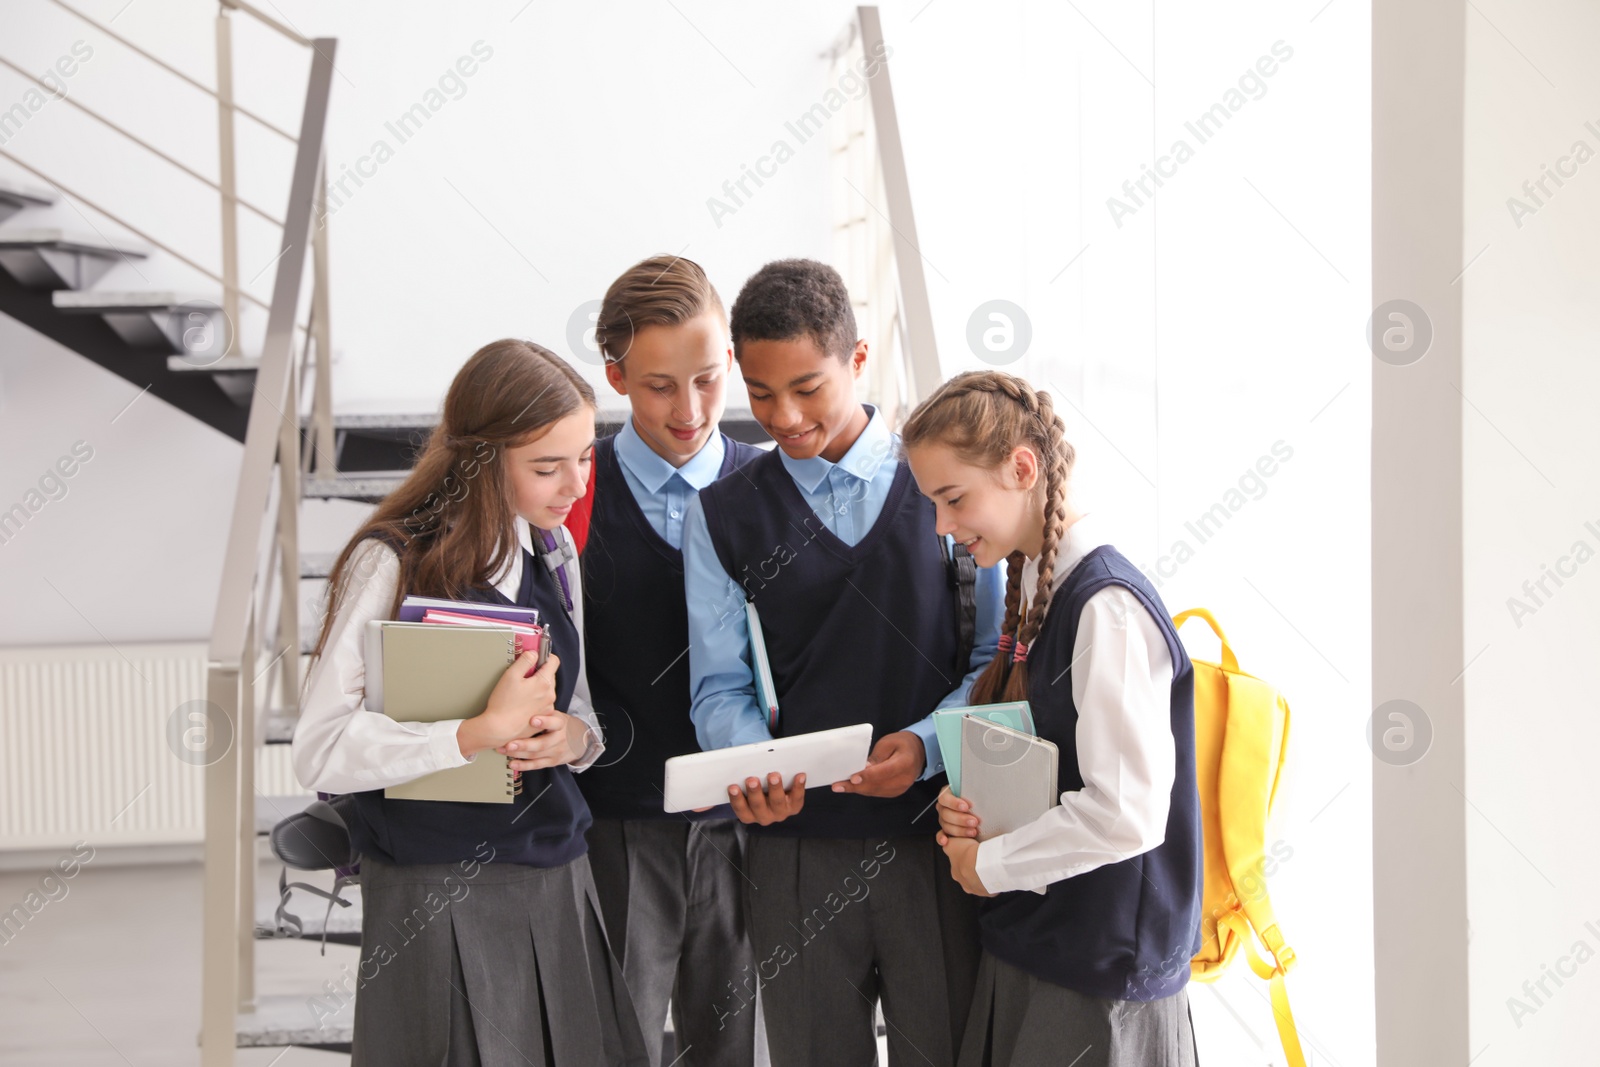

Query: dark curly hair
<box><xmin>728</xmin><ymin>258</ymin><xmax>857</xmax><ymax>363</ymax></box>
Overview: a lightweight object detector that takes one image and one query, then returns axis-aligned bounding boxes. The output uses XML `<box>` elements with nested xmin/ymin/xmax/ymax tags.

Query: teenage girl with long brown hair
<box><xmin>294</xmin><ymin>339</ymin><xmax>647</xmax><ymax>1065</ymax></box>
<box><xmin>902</xmin><ymin>370</ymin><xmax>1202</xmax><ymax>1067</ymax></box>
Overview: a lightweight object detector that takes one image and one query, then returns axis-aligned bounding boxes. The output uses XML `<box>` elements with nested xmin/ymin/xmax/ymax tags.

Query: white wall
<box><xmin>1462</xmin><ymin>1</ymin><xmax>1600</xmax><ymax>1061</ymax></box>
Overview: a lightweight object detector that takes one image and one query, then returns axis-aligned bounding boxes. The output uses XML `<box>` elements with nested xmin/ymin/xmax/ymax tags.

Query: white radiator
<box><xmin>0</xmin><ymin>643</ymin><xmax>308</xmax><ymax>850</ymax></box>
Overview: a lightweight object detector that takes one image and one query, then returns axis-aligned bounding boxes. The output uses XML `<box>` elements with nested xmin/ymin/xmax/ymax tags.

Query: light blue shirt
<box><xmin>613</xmin><ymin>418</ymin><xmax>727</xmax><ymax>550</ymax></box>
<box><xmin>682</xmin><ymin>404</ymin><xmax>1005</xmax><ymax>780</ymax></box>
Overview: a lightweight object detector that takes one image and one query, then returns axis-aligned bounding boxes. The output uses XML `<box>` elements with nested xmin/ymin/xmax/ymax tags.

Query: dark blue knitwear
<box><xmin>979</xmin><ymin>544</ymin><xmax>1202</xmax><ymax>1002</ymax></box>
<box><xmin>579</xmin><ymin>432</ymin><xmax>764</xmax><ymax>820</ymax></box>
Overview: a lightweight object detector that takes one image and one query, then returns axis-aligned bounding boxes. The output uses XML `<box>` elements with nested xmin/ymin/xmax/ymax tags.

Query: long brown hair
<box><xmin>901</xmin><ymin>370</ymin><xmax>1075</xmax><ymax>703</ymax></box>
<box><xmin>307</xmin><ymin>338</ymin><xmax>595</xmax><ymax>664</ymax></box>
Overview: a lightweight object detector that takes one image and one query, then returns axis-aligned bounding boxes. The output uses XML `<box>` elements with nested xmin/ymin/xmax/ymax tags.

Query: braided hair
<box><xmin>902</xmin><ymin>371</ymin><xmax>1075</xmax><ymax>704</ymax></box>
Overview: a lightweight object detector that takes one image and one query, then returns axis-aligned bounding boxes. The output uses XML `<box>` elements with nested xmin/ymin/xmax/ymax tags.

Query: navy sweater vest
<box><xmin>579</xmin><ymin>432</ymin><xmax>764</xmax><ymax>820</ymax></box>
<box><xmin>349</xmin><ymin>533</ymin><xmax>592</xmax><ymax>868</ymax></box>
<box><xmin>980</xmin><ymin>545</ymin><xmax>1202</xmax><ymax>1002</ymax></box>
<box><xmin>697</xmin><ymin>449</ymin><xmax>962</xmax><ymax>839</ymax></box>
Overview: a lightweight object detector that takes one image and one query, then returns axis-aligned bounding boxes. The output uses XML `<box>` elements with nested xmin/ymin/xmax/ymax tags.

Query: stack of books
<box><xmin>366</xmin><ymin>597</ymin><xmax>552</xmax><ymax>804</ymax></box>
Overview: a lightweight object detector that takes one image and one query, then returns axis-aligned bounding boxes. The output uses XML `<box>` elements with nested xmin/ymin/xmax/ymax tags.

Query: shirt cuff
<box><xmin>905</xmin><ymin>716</ymin><xmax>944</xmax><ymax>781</ymax></box>
<box><xmin>568</xmin><ymin>724</ymin><xmax>604</xmax><ymax>772</ymax></box>
<box><xmin>426</xmin><ymin>719</ymin><xmax>473</xmax><ymax>770</ymax></box>
<box><xmin>974</xmin><ymin>837</ymin><xmax>1050</xmax><ymax>896</ymax></box>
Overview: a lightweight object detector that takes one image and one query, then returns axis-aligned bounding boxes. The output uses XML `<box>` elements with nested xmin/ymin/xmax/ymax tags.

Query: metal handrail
<box><xmin>199</xmin><ymin>38</ymin><xmax>336</xmax><ymax>1064</ymax></box>
<box><xmin>44</xmin><ymin>0</ymin><xmax>298</xmax><ymax>142</ymax></box>
<box><xmin>220</xmin><ymin>0</ymin><xmax>313</xmax><ymax>46</ymax></box>
<box><xmin>0</xmin><ymin>53</ymin><xmax>285</xmax><ymax>227</ymax></box>
<box><xmin>857</xmin><ymin>6</ymin><xmax>941</xmax><ymax>403</ymax></box>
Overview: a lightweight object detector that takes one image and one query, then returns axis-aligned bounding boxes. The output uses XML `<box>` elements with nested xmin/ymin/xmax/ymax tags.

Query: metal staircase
<box><xmin>2</xmin><ymin>3</ymin><xmax>936</xmax><ymax>1063</ymax></box>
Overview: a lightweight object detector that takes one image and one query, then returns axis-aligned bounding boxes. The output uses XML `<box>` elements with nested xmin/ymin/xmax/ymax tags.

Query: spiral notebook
<box><xmin>375</xmin><ymin>623</ymin><xmax>528</xmax><ymax>804</ymax></box>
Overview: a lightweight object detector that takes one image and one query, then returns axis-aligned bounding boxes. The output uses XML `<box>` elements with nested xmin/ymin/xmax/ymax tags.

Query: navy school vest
<box><xmin>349</xmin><ymin>531</ymin><xmax>592</xmax><ymax>867</ymax></box>
<box><xmin>979</xmin><ymin>544</ymin><xmax>1203</xmax><ymax>1002</ymax></box>
<box><xmin>578</xmin><ymin>432</ymin><xmax>764</xmax><ymax>820</ymax></box>
<box><xmin>696</xmin><ymin>448</ymin><xmax>963</xmax><ymax>839</ymax></box>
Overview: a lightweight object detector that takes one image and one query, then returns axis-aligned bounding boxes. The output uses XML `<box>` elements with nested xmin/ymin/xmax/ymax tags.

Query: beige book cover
<box><xmin>379</xmin><ymin>623</ymin><xmax>521</xmax><ymax>804</ymax></box>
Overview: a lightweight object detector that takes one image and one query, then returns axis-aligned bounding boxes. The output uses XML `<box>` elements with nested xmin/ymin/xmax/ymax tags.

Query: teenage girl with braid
<box><xmin>902</xmin><ymin>370</ymin><xmax>1203</xmax><ymax>1067</ymax></box>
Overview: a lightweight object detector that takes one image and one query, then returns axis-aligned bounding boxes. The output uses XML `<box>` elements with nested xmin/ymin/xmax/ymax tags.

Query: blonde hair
<box><xmin>595</xmin><ymin>254</ymin><xmax>725</xmax><ymax>367</ymax></box>
<box><xmin>901</xmin><ymin>370</ymin><xmax>1075</xmax><ymax>704</ymax></box>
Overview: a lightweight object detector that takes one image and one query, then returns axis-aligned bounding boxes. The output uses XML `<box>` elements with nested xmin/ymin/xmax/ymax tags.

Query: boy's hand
<box><xmin>831</xmin><ymin>730</ymin><xmax>925</xmax><ymax>798</ymax></box>
<box><xmin>728</xmin><ymin>772</ymin><xmax>806</xmax><ymax>825</ymax></box>
<box><xmin>936</xmin><ymin>785</ymin><xmax>981</xmax><ymax>839</ymax></box>
<box><xmin>937</xmin><ymin>833</ymin><xmax>994</xmax><ymax>897</ymax></box>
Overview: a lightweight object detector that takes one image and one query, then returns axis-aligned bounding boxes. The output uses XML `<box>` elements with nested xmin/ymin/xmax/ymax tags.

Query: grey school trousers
<box><xmin>742</xmin><ymin>834</ymin><xmax>981</xmax><ymax>1067</ymax></box>
<box><xmin>586</xmin><ymin>817</ymin><xmax>763</xmax><ymax>1067</ymax></box>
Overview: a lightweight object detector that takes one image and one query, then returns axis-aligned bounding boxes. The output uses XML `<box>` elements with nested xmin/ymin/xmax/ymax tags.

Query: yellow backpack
<box><xmin>1175</xmin><ymin>608</ymin><xmax>1305</xmax><ymax>1067</ymax></box>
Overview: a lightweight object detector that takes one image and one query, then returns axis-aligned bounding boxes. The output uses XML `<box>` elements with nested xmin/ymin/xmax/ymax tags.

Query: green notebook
<box><xmin>933</xmin><ymin>701</ymin><xmax>1034</xmax><ymax>797</ymax></box>
<box><xmin>379</xmin><ymin>623</ymin><xmax>523</xmax><ymax>804</ymax></box>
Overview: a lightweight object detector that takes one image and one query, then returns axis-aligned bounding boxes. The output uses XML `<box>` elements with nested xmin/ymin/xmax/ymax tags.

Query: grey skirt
<box><xmin>351</xmin><ymin>852</ymin><xmax>651</xmax><ymax>1067</ymax></box>
<box><xmin>958</xmin><ymin>951</ymin><xmax>1198</xmax><ymax>1067</ymax></box>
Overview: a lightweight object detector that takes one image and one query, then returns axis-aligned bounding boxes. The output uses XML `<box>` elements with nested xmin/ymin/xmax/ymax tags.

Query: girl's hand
<box><xmin>457</xmin><ymin>652</ymin><xmax>561</xmax><ymax>757</ymax></box>
<box><xmin>831</xmin><ymin>730</ymin><xmax>926</xmax><ymax>798</ymax></box>
<box><xmin>937</xmin><ymin>833</ymin><xmax>994</xmax><ymax>897</ymax></box>
<box><xmin>937</xmin><ymin>785</ymin><xmax>981</xmax><ymax>839</ymax></box>
<box><xmin>729</xmin><ymin>772</ymin><xmax>806</xmax><ymax>825</ymax></box>
<box><xmin>498</xmin><ymin>710</ymin><xmax>592</xmax><ymax>771</ymax></box>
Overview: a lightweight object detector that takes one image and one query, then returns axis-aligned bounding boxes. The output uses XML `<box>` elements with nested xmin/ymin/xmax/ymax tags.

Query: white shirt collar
<box><xmin>616</xmin><ymin>417</ymin><xmax>726</xmax><ymax>495</ymax></box>
<box><xmin>489</xmin><ymin>514</ymin><xmax>562</xmax><ymax>601</ymax></box>
<box><xmin>1019</xmin><ymin>513</ymin><xmax>1104</xmax><ymax>604</ymax></box>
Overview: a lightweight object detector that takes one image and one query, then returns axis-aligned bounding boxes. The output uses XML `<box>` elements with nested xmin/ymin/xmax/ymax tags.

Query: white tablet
<box><xmin>662</xmin><ymin>723</ymin><xmax>874</xmax><ymax>813</ymax></box>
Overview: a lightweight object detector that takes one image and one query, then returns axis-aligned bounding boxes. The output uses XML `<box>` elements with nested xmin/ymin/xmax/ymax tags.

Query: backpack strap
<box><xmin>1173</xmin><ymin>607</ymin><xmax>1240</xmax><ymax>672</ymax></box>
<box><xmin>945</xmin><ymin>533</ymin><xmax>977</xmax><ymax>671</ymax></box>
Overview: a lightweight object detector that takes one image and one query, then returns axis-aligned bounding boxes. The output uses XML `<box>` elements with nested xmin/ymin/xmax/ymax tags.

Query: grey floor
<box><xmin>0</xmin><ymin>852</ymin><xmax>876</xmax><ymax>1066</ymax></box>
<box><xmin>0</xmin><ymin>854</ymin><xmax>354</xmax><ymax>1066</ymax></box>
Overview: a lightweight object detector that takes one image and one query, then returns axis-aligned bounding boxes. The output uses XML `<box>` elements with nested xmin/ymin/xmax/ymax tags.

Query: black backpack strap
<box><xmin>945</xmin><ymin>533</ymin><xmax>978</xmax><ymax>672</ymax></box>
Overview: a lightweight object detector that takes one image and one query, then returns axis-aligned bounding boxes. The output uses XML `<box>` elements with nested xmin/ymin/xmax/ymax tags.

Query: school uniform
<box><xmin>294</xmin><ymin>518</ymin><xmax>650</xmax><ymax>1067</ymax></box>
<box><xmin>958</xmin><ymin>517</ymin><xmax>1202</xmax><ymax>1067</ymax></box>
<box><xmin>579</xmin><ymin>420</ymin><xmax>767</xmax><ymax>1067</ymax></box>
<box><xmin>681</xmin><ymin>404</ymin><xmax>1006</xmax><ymax>1067</ymax></box>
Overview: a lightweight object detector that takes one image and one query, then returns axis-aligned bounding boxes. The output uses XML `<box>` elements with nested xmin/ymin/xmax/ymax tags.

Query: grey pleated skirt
<box><xmin>958</xmin><ymin>951</ymin><xmax>1198</xmax><ymax>1067</ymax></box>
<box><xmin>351</xmin><ymin>852</ymin><xmax>651</xmax><ymax>1067</ymax></box>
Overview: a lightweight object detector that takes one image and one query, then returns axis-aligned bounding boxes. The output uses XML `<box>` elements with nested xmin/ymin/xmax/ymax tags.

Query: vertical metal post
<box><xmin>200</xmin><ymin>665</ymin><xmax>241</xmax><ymax>1067</ymax></box>
<box><xmin>277</xmin><ymin>352</ymin><xmax>302</xmax><ymax>723</ymax></box>
<box><xmin>312</xmin><ymin>162</ymin><xmax>335</xmax><ymax>473</ymax></box>
<box><xmin>236</xmin><ymin>611</ymin><xmax>256</xmax><ymax>1009</ymax></box>
<box><xmin>857</xmin><ymin>6</ymin><xmax>940</xmax><ymax>403</ymax></box>
<box><xmin>215</xmin><ymin>8</ymin><xmax>241</xmax><ymax>348</ymax></box>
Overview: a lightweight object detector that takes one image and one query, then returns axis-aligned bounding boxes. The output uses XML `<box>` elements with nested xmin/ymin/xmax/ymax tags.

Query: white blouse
<box><xmin>292</xmin><ymin>517</ymin><xmax>604</xmax><ymax>795</ymax></box>
<box><xmin>972</xmin><ymin>516</ymin><xmax>1178</xmax><ymax>896</ymax></box>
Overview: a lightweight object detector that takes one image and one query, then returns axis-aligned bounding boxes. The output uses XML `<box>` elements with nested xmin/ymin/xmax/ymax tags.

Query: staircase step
<box><xmin>53</xmin><ymin>290</ymin><xmax>229</xmax><ymax>359</ymax></box>
<box><xmin>235</xmin><ymin>994</ymin><xmax>352</xmax><ymax>1051</ymax></box>
<box><xmin>263</xmin><ymin>706</ymin><xmax>297</xmax><ymax>744</ymax></box>
<box><xmin>0</xmin><ymin>176</ymin><xmax>55</xmax><ymax>224</ymax></box>
<box><xmin>256</xmin><ymin>882</ymin><xmax>362</xmax><ymax>944</ymax></box>
<box><xmin>0</xmin><ymin>228</ymin><xmax>150</xmax><ymax>289</ymax></box>
<box><xmin>301</xmin><ymin>412</ymin><xmax>439</xmax><ymax>432</ymax></box>
<box><xmin>302</xmin><ymin>472</ymin><xmax>409</xmax><ymax>503</ymax></box>
<box><xmin>256</xmin><ymin>793</ymin><xmax>316</xmax><ymax>836</ymax></box>
<box><xmin>165</xmin><ymin>354</ymin><xmax>257</xmax><ymax>405</ymax></box>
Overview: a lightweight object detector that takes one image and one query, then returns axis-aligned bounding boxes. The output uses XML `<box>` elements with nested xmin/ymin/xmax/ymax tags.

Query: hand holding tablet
<box><xmin>661</xmin><ymin>723</ymin><xmax>874</xmax><ymax>814</ymax></box>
